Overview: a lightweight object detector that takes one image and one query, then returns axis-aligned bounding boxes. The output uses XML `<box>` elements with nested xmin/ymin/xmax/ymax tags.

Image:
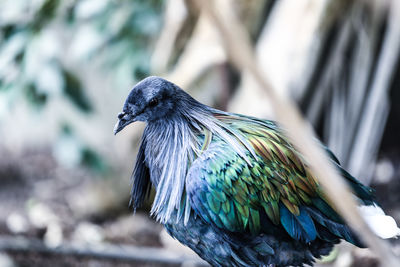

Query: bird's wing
<box><xmin>130</xmin><ymin>137</ymin><xmax>151</xmax><ymax>211</ymax></box>
<box><xmin>186</xmin><ymin>114</ymin><xmax>373</xmax><ymax>244</ymax></box>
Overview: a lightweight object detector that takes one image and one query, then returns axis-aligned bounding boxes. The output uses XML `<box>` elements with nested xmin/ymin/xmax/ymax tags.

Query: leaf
<box><xmin>31</xmin><ymin>0</ymin><xmax>61</xmax><ymax>32</ymax></box>
<box><xmin>81</xmin><ymin>147</ymin><xmax>107</xmax><ymax>173</ymax></box>
<box><xmin>25</xmin><ymin>83</ymin><xmax>47</xmax><ymax>107</ymax></box>
<box><xmin>63</xmin><ymin>69</ymin><xmax>92</xmax><ymax>112</ymax></box>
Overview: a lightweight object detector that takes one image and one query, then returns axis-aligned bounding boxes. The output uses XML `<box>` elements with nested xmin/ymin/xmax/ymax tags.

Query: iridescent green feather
<box><xmin>187</xmin><ymin>113</ymin><xmax>372</xmax><ymax>244</ymax></box>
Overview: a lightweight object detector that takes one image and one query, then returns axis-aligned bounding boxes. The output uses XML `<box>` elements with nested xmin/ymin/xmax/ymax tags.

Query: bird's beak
<box><xmin>114</xmin><ymin>112</ymin><xmax>136</xmax><ymax>135</ymax></box>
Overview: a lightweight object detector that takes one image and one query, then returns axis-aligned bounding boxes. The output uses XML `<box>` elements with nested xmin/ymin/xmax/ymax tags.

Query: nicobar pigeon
<box><xmin>114</xmin><ymin>76</ymin><xmax>400</xmax><ymax>267</ymax></box>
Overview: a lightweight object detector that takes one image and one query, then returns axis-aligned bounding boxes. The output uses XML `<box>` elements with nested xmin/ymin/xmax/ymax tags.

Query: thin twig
<box><xmin>0</xmin><ymin>236</ymin><xmax>209</xmax><ymax>266</ymax></box>
<box><xmin>194</xmin><ymin>0</ymin><xmax>399</xmax><ymax>266</ymax></box>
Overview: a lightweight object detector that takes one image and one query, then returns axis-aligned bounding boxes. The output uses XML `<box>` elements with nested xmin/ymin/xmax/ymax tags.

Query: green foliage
<box><xmin>31</xmin><ymin>0</ymin><xmax>61</xmax><ymax>32</ymax></box>
<box><xmin>81</xmin><ymin>147</ymin><xmax>107</xmax><ymax>173</ymax></box>
<box><xmin>55</xmin><ymin>123</ymin><xmax>107</xmax><ymax>172</ymax></box>
<box><xmin>63</xmin><ymin>69</ymin><xmax>92</xmax><ymax>112</ymax></box>
<box><xmin>0</xmin><ymin>0</ymin><xmax>164</xmax><ymax>171</ymax></box>
<box><xmin>25</xmin><ymin>83</ymin><xmax>48</xmax><ymax>107</ymax></box>
<box><xmin>0</xmin><ymin>0</ymin><xmax>163</xmax><ymax>108</ymax></box>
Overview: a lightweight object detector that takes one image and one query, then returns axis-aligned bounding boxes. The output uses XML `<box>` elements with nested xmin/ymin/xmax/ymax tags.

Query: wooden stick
<box><xmin>0</xmin><ymin>235</ymin><xmax>209</xmax><ymax>266</ymax></box>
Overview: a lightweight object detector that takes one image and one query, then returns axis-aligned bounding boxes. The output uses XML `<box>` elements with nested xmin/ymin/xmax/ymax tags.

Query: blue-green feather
<box><xmin>280</xmin><ymin>204</ymin><xmax>317</xmax><ymax>243</ymax></box>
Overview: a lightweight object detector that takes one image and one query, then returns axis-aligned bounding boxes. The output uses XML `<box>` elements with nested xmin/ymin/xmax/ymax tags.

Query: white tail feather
<box><xmin>359</xmin><ymin>205</ymin><xmax>400</xmax><ymax>239</ymax></box>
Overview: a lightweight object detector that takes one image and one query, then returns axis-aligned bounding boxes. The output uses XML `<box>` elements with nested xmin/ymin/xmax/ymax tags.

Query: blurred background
<box><xmin>0</xmin><ymin>0</ymin><xmax>399</xmax><ymax>266</ymax></box>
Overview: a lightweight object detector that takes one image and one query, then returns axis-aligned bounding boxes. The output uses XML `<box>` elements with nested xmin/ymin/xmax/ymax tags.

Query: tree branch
<box><xmin>0</xmin><ymin>236</ymin><xmax>208</xmax><ymax>266</ymax></box>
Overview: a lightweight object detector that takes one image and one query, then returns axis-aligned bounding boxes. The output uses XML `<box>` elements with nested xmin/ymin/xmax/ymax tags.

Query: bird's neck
<box><xmin>144</xmin><ymin>117</ymin><xmax>200</xmax><ymax>224</ymax></box>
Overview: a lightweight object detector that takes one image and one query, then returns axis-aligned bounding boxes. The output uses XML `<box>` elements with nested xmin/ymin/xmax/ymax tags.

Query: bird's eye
<box><xmin>148</xmin><ymin>98</ymin><xmax>158</xmax><ymax>107</ymax></box>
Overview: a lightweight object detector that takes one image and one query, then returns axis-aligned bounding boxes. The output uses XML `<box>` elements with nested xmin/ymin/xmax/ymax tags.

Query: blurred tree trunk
<box><xmin>295</xmin><ymin>0</ymin><xmax>400</xmax><ymax>183</ymax></box>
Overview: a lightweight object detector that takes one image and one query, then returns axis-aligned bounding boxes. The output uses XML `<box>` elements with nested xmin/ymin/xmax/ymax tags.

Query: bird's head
<box><xmin>114</xmin><ymin>76</ymin><xmax>181</xmax><ymax>135</ymax></box>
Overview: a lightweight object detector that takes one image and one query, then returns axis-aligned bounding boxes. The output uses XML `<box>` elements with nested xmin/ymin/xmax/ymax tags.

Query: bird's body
<box><xmin>114</xmin><ymin>76</ymin><xmax>400</xmax><ymax>267</ymax></box>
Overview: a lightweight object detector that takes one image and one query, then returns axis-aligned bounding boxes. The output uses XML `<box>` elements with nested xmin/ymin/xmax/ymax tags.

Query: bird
<box><xmin>114</xmin><ymin>76</ymin><xmax>400</xmax><ymax>267</ymax></box>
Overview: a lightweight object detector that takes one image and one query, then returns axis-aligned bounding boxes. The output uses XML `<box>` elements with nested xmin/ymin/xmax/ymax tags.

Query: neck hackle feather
<box><xmin>141</xmin><ymin>98</ymin><xmax>256</xmax><ymax>225</ymax></box>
